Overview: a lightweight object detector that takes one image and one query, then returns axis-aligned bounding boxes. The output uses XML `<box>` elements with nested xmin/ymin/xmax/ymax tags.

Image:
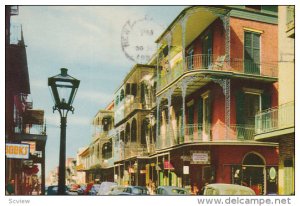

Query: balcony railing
<box><xmin>157</xmin><ymin>54</ymin><xmax>278</xmax><ymax>91</ymax></box>
<box><xmin>156</xmin><ymin>123</ymin><xmax>255</xmax><ymax>150</ymax></box>
<box><xmin>255</xmin><ymin>101</ymin><xmax>294</xmax><ymax>135</ymax></box>
<box><xmin>124</xmin><ymin>96</ymin><xmax>154</xmax><ymax>116</ymax></box>
<box><xmin>14</xmin><ymin>123</ymin><xmax>46</xmax><ymax>135</ymax></box>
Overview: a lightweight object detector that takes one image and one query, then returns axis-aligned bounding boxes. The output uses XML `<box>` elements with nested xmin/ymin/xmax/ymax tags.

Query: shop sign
<box><xmin>183</xmin><ymin>166</ymin><xmax>189</xmax><ymax>174</ymax></box>
<box><xmin>140</xmin><ymin>170</ymin><xmax>146</xmax><ymax>174</ymax></box>
<box><xmin>21</xmin><ymin>141</ymin><xmax>36</xmax><ymax>154</ymax></box>
<box><xmin>6</xmin><ymin>143</ymin><xmax>30</xmax><ymax>159</ymax></box>
<box><xmin>190</xmin><ymin>150</ymin><xmax>210</xmax><ymax>164</ymax></box>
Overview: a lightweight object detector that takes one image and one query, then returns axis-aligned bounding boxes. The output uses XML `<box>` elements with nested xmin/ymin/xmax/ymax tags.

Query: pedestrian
<box><xmin>6</xmin><ymin>179</ymin><xmax>15</xmax><ymax>195</ymax></box>
<box><xmin>151</xmin><ymin>182</ymin><xmax>156</xmax><ymax>195</ymax></box>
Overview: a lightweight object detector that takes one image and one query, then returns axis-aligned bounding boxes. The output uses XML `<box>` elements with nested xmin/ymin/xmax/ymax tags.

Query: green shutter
<box><xmin>244</xmin><ymin>32</ymin><xmax>260</xmax><ymax>75</ymax></box>
<box><xmin>141</xmin><ymin>83</ymin><xmax>145</xmax><ymax>104</ymax></box>
<box><xmin>236</xmin><ymin>90</ymin><xmax>245</xmax><ymax>139</ymax></box>
<box><xmin>188</xmin><ymin>105</ymin><xmax>194</xmax><ymax>140</ymax></box>
<box><xmin>198</xmin><ymin>98</ymin><xmax>203</xmax><ymax>140</ymax></box>
<box><xmin>262</xmin><ymin>91</ymin><xmax>271</xmax><ymax>110</ymax></box>
<box><xmin>262</xmin><ymin>91</ymin><xmax>272</xmax><ymax>130</ymax></box>
<box><xmin>205</xmin><ymin>95</ymin><xmax>212</xmax><ymax>136</ymax></box>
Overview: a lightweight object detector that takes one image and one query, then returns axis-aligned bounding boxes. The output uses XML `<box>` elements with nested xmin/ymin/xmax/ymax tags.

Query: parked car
<box><xmin>89</xmin><ymin>184</ymin><xmax>101</xmax><ymax>195</ymax></box>
<box><xmin>69</xmin><ymin>184</ymin><xmax>80</xmax><ymax>192</ymax></box>
<box><xmin>156</xmin><ymin>186</ymin><xmax>189</xmax><ymax>195</ymax></box>
<box><xmin>107</xmin><ymin>185</ymin><xmax>126</xmax><ymax>195</ymax></box>
<box><xmin>200</xmin><ymin>183</ymin><xmax>256</xmax><ymax>195</ymax></box>
<box><xmin>122</xmin><ymin>186</ymin><xmax>149</xmax><ymax>195</ymax></box>
<box><xmin>96</xmin><ymin>182</ymin><xmax>118</xmax><ymax>195</ymax></box>
<box><xmin>46</xmin><ymin>185</ymin><xmax>70</xmax><ymax>195</ymax></box>
<box><xmin>77</xmin><ymin>184</ymin><xmax>87</xmax><ymax>195</ymax></box>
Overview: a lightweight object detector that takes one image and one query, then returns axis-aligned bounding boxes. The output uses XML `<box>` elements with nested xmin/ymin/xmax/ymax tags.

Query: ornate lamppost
<box><xmin>48</xmin><ymin>68</ymin><xmax>80</xmax><ymax>195</ymax></box>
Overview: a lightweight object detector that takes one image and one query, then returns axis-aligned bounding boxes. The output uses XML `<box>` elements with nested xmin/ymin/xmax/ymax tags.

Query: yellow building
<box><xmin>254</xmin><ymin>6</ymin><xmax>294</xmax><ymax>195</ymax></box>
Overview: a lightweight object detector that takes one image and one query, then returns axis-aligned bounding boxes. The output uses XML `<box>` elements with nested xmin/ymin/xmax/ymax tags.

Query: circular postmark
<box><xmin>121</xmin><ymin>16</ymin><xmax>164</xmax><ymax>64</ymax></box>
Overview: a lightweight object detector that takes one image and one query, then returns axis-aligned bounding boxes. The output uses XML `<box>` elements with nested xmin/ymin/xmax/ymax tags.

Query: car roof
<box><xmin>205</xmin><ymin>184</ymin><xmax>255</xmax><ymax>194</ymax></box>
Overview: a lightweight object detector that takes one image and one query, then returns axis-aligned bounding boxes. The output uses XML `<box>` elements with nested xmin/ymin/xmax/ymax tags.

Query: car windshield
<box><xmin>219</xmin><ymin>188</ymin><xmax>254</xmax><ymax>195</ymax></box>
<box><xmin>132</xmin><ymin>187</ymin><xmax>144</xmax><ymax>194</ymax></box>
<box><xmin>171</xmin><ymin>189</ymin><xmax>187</xmax><ymax>194</ymax></box>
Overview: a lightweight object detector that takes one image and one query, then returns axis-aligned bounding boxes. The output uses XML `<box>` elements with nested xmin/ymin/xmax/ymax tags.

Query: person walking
<box><xmin>6</xmin><ymin>179</ymin><xmax>15</xmax><ymax>195</ymax></box>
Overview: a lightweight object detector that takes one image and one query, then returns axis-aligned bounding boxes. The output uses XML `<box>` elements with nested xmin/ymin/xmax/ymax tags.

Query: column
<box><xmin>166</xmin><ymin>88</ymin><xmax>175</xmax><ymax>147</ymax></box>
<box><xmin>156</xmin><ymin>96</ymin><xmax>162</xmax><ymax>149</ymax></box>
<box><xmin>181</xmin><ymin>16</ymin><xmax>188</xmax><ymax>71</ymax></box>
<box><xmin>220</xmin><ymin>13</ymin><xmax>230</xmax><ymax>63</ymax></box>
<box><xmin>181</xmin><ymin>81</ymin><xmax>187</xmax><ymax>142</ymax></box>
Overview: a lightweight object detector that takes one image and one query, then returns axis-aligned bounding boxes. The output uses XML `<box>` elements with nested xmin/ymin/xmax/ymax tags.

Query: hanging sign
<box><xmin>6</xmin><ymin>143</ymin><xmax>30</xmax><ymax>159</ymax></box>
<box><xmin>190</xmin><ymin>150</ymin><xmax>210</xmax><ymax>164</ymax></box>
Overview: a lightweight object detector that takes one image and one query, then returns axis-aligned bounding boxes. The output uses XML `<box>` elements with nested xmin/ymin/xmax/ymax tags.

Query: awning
<box><xmin>164</xmin><ymin>160</ymin><xmax>174</xmax><ymax>170</ymax></box>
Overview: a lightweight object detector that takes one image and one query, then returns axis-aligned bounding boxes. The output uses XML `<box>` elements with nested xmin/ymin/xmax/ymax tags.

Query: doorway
<box><xmin>242</xmin><ymin>152</ymin><xmax>266</xmax><ymax>195</ymax></box>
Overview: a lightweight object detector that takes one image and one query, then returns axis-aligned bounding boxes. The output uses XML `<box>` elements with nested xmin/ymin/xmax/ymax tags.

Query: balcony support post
<box><xmin>156</xmin><ymin>96</ymin><xmax>162</xmax><ymax>150</ymax></box>
<box><xmin>220</xmin><ymin>13</ymin><xmax>231</xmax><ymax>63</ymax></box>
<box><xmin>166</xmin><ymin>32</ymin><xmax>173</xmax><ymax>70</ymax></box>
<box><xmin>180</xmin><ymin>16</ymin><xmax>188</xmax><ymax>71</ymax></box>
<box><xmin>211</xmin><ymin>78</ymin><xmax>231</xmax><ymax>139</ymax></box>
<box><xmin>166</xmin><ymin>87</ymin><xmax>175</xmax><ymax>147</ymax></box>
<box><xmin>181</xmin><ymin>80</ymin><xmax>188</xmax><ymax>142</ymax></box>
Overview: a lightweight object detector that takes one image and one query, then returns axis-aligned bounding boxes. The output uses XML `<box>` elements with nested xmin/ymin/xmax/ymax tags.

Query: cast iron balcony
<box><xmin>157</xmin><ymin>54</ymin><xmax>278</xmax><ymax>91</ymax></box>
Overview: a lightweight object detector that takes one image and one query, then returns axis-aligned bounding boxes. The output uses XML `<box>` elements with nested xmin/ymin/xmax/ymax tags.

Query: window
<box><xmin>202</xmin><ymin>31</ymin><xmax>213</xmax><ymax>68</ymax></box>
<box><xmin>245</xmin><ymin>5</ymin><xmax>261</xmax><ymax>11</ymax></box>
<box><xmin>244</xmin><ymin>31</ymin><xmax>260</xmax><ymax>74</ymax></box>
<box><xmin>244</xmin><ymin>92</ymin><xmax>261</xmax><ymax>126</ymax></box>
<box><xmin>120</xmin><ymin>89</ymin><xmax>125</xmax><ymax>101</ymax></box>
<box><xmin>131</xmin><ymin>83</ymin><xmax>137</xmax><ymax>96</ymax></box>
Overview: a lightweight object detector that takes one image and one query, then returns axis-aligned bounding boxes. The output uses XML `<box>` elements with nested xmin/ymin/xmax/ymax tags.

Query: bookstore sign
<box><xmin>6</xmin><ymin>143</ymin><xmax>30</xmax><ymax>159</ymax></box>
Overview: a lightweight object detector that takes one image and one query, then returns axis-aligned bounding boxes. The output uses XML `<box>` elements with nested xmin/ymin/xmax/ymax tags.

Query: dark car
<box><xmin>46</xmin><ymin>185</ymin><xmax>69</xmax><ymax>195</ymax></box>
<box><xmin>123</xmin><ymin>186</ymin><xmax>149</xmax><ymax>195</ymax></box>
<box><xmin>156</xmin><ymin>186</ymin><xmax>190</xmax><ymax>195</ymax></box>
<box><xmin>77</xmin><ymin>184</ymin><xmax>87</xmax><ymax>195</ymax></box>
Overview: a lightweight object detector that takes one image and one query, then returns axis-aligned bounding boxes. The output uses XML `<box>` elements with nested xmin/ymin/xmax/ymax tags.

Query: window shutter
<box><xmin>262</xmin><ymin>91</ymin><xmax>271</xmax><ymax>110</ymax></box>
<box><xmin>236</xmin><ymin>90</ymin><xmax>245</xmax><ymax>139</ymax></box>
<box><xmin>131</xmin><ymin>83</ymin><xmax>137</xmax><ymax>96</ymax></box>
<box><xmin>205</xmin><ymin>95</ymin><xmax>212</xmax><ymax>135</ymax></box>
<box><xmin>198</xmin><ymin>97</ymin><xmax>203</xmax><ymax>139</ymax></box>
<box><xmin>261</xmin><ymin>90</ymin><xmax>272</xmax><ymax>130</ymax></box>
<box><xmin>141</xmin><ymin>83</ymin><xmax>145</xmax><ymax>103</ymax></box>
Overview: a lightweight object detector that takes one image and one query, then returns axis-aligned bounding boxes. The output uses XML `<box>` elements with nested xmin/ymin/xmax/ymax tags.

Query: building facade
<box><xmin>254</xmin><ymin>5</ymin><xmax>294</xmax><ymax>195</ymax></box>
<box><xmin>77</xmin><ymin>6</ymin><xmax>283</xmax><ymax>195</ymax></box>
<box><xmin>152</xmin><ymin>5</ymin><xmax>279</xmax><ymax>195</ymax></box>
<box><xmin>5</xmin><ymin>6</ymin><xmax>47</xmax><ymax>195</ymax></box>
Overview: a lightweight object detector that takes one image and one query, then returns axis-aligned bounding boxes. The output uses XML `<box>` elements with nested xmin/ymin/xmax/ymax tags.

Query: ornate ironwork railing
<box><xmin>156</xmin><ymin>123</ymin><xmax>255</xmax><ymax>150</ymax></box>
<box><xmin>157</xmin><ymin>54</ymin><xmax>278</xmax><ymax>91</ymax></box>
<box><xmin>255</xmin><ymin>101</ymin><xmax>294</xmax><ymax>134</ymax></box>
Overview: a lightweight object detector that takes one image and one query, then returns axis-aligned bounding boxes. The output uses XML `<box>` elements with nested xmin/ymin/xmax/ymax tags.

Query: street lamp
<box><xmin>48</xmin><ymin>68</ymin><xmax>80</xmax><ymax>195</ymax></box>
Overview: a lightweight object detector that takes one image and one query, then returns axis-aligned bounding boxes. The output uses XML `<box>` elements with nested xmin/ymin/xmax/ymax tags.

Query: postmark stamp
<box><xmin>121</xmin><ymin>16</ymin><xmax>164</xmax><ymax>64</ymax></box>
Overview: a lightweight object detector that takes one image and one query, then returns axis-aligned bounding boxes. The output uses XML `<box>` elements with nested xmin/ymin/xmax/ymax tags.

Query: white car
<box><xmin>96</xmin><ymin>182</ymin><xmax>118</xmax><ymax>195</ymax></box>
<box><xmin>200</xmin><ymin>183</ymin><xmax>256</xmax><ymax>195</ymax></box>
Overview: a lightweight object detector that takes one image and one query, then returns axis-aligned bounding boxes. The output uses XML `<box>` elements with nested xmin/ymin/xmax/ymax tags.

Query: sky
<box><xmin>11</xmin><ymin>6</ymin><xmax>186</xmax><ymax>177</ymax></box>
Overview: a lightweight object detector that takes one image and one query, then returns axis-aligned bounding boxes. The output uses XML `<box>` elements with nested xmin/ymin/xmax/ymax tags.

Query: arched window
<box><xmin>243</xmin><ymin>153</ymin><xmax>265</xmax><ymax>165</ymax></box>
<box><xmin>131</xmin><ymin>119</ymin><xmax>137</xmax><ymax>142</ymax></box>
<box><xmin>102</xmin><ymin>140</ymin><xmax>112</xmax><ymax>159</ymax></box>
<box><xmin>141</xmin><ymin>119</ymin><xmax>148</xmax><ymax>145</ymax></box>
